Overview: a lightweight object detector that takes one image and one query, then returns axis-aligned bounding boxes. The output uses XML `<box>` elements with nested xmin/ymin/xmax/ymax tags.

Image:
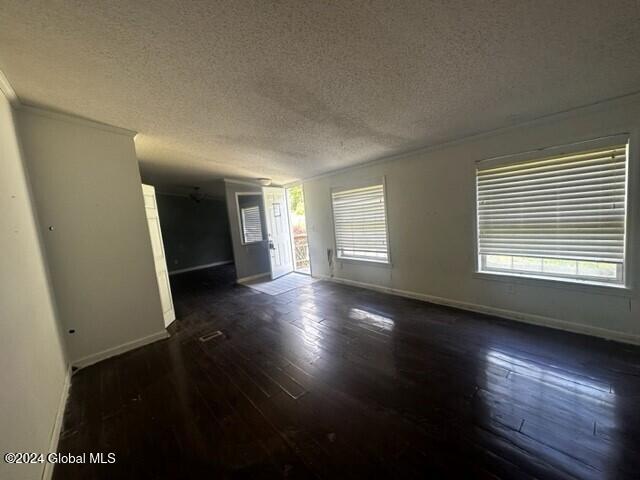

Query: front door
<box><xmin>262</xmin><ymin>186</ymin><xmax>294</xmax><ymax>279</ymax></box>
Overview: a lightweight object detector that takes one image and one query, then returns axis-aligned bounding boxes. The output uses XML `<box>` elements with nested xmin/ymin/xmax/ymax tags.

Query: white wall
<box><xmin>16</xmin><ymin>107</ymin><xmax>166</xmax><ymax>365</ymax></box>
<box><xmin>304</xmin><ymin>95</ymin><xmax>639</xmax><ymax>343</ymax></box>
<box><xmin>0</xmin><ymin>92</ymin><xmax>68</xmax><ymax>479</ymax></box>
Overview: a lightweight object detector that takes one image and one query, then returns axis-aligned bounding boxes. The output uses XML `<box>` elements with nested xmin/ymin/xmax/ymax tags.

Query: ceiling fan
<box><xmin>188</xmin><ymin>186</ymin><xmax>205</xmax><ymax>203</ymax></box>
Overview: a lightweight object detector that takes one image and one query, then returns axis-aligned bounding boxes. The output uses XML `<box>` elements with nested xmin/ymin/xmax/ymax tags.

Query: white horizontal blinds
<box><xmin>241</xmin><ymin>206</ymin><xmax>263</xmax><ymax>243</ymax></box>
<box><xmin>477</xmin><ymin>144</ymin><xmax>627</xmax><ymax>263</ymax></box>
<box><xmin>332</xmin><ymin>184</ymin><xmax>389</xmax><ymax>262</ymax></box>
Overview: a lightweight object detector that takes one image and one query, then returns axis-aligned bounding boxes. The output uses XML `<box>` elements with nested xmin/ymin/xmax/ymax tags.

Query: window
<box><xmin>240</xmin><ymin>205</ymin><xmax>263</xmax><ymax>243</ymax></box>
<box><xmin>476</xmin><ymin>142</ymin><xmax>628</xmax><ymax>286</ymax></box>
<box><xmin>331</xmin><ymin>183</ymin><xmax>389</xmax><ymax>263</ymax></box>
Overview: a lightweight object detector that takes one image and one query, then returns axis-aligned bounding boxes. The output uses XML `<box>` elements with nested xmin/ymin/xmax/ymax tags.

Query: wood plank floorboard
<box><xmin>54</xmin><ymin>264</ymin><xmax>640</xmax><ymax>479</ymax></box>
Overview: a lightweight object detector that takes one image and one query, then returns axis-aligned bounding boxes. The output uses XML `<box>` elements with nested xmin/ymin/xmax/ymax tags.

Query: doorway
<box><xmin>229</xmin><ymin>182</ymin><xmax>310</xmax><ymax>284</ymax></box>
<box><xmin>286</xmin><ymin>185</ymin><xmax>311</xmax><ymax>275</ymax></box>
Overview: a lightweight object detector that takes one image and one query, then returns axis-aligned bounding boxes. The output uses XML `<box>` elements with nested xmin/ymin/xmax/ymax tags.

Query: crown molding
<box><xmin>293</xmin><ymin>89</ymin><xmax>640</xmax><ymax>185</ymax></box>
<box><xmin>18</xmin><ymin>104</ymin><xmax>137</xmax><ymax>137</ymax></box>
<box><xmin>224</xmin><ymin>178</ymin><xmax>261</xmax><ymax>187</ymax></box>
<box><xmin>0</xmin><ymin>68</ymin><xmax>135</xmax><ymax>136</ymax></box>
<box><xmin>0</xmin><ymin>69</ymin><xmax>20</xmax><ymax>106</ymax></box>
<box><xmin>0</xmin><ymin>68</ymin><xmax>135</xmax><ymax>137</ymax></box>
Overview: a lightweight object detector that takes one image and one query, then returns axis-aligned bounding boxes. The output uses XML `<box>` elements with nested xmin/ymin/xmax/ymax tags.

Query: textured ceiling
<box><xmin>1</xmin><ymin>1</ymin><xmax>640</xmax><ymax>187</ymax></box>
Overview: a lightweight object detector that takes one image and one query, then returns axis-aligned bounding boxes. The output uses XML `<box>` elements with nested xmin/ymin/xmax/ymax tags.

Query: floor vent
<box><xmin>199</xmin><ymin>330</ymin><xmax>223</xmax><ymax>342</ymax></box>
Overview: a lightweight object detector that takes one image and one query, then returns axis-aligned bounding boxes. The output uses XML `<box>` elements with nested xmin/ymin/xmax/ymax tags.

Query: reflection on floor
<box><xmin>54</xmin><ymin>264</ymin><xmax>640</xmax><ymax>479</ymax></box>
<box><xmin>242</xmin><ymin>271</ymin><xmax>316</xmax><ymax>296</ymax></box>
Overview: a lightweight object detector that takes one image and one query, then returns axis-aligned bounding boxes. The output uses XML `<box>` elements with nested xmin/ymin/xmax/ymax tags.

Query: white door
<box><xmin>142</xmin><ymin>184</ymin><xmax>176</xmax><ymax>327</ymax></box>
<box><xmin>262</xmin><ymin>186</ymin><xmax>294</xmax><ymax>279</ymax></box>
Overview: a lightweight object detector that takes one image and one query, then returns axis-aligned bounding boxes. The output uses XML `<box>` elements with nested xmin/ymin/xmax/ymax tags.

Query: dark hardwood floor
<box><xmin>54</xmin><ymin>264</ymin><xmax>640</xmax><ymax>479</ymax></box>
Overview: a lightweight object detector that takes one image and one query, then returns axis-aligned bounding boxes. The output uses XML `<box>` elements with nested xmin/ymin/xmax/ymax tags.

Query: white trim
<box><xmin>473</xmin><ymin>270</ymin><xmax>632</xmax><ymax>297</ymax></box>
<box><xmin>286</xmin><ymin>183</ymin><xmax>314</xmax><ymax>276</ymax></box>
<box><xmin>0</xmin><ymin>69</ymin><xmax>20</xmax><ymax>107</ymax></box>
<box><xmin>169</xmin><ymin>260</ymin><xmax>233</xmax><ymax>275</ymax></box>
<box><xmin>329</xmin><ymin>177</ymin><xmax>392</xmax><ymax>266</ymax></box>
<box><xmin>623</xmin><ymin>140</ymin><xmax>634</xmax><ymax>291</ymax></box>
<box><xmin>18</xmin><ymin>104</ymin><xmax>137</xmax><ymax>137</ymax></box>
<box><xmin>475</xmin><ymin>133</ymin><xmax>630</xmax><ymax>168</ymax></box>
<box><xmin>42</xmin><ymin>366</ymin><xmax>71</xmax><ymax>480</ymax></box>
<box><xmin>289</xmin><ymin>90</ymin><xmax>640</xmax><ymax>186</ymax></box>
<box><xmin>313</xmin><ymin>274</ymin><xmax>640</xmax><ymax>346</ymax></box>
<box><xmin>73</xmin><ymin>330</ymin><xmax>169</xmax><ymax>369</ymax></box>
<box><xmin>300</xmin><ymin>183</ymin><xmax>313</xmax><ymax>277</ymax></box>
<box><xmin>237</xmin><ymin>272</ymin><xmax>270</xmax><ymax>283</ymax></box>
<box><xmin>336</xmin><ymin>257</ymin><xmax>392</xmax><ymax>267</ymax></box>
<box><xmin>473</xmin><ymin>135</ymin><xmax>634</xmax><ymax>291</ymax></box>
<box><xmin>235</xmin><ymin>191</ymin><xmax>265</xmax><ymax>245</ymax></box>
<box><xmin>224</xmin><ymin>178</ymin><xmax>262</xmax><ymax>187</ymax></box>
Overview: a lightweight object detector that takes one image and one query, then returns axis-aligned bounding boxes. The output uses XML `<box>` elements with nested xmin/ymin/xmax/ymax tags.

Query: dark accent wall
<box><xmin>156</xmin><ymin>194</ymin><xmax>233</xmax><ymax>273</ymax></box>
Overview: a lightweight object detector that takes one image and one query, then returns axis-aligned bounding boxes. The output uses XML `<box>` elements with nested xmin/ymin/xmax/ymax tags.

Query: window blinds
<box><xmin>477</xmin><ymin>144</ymin><xmax>628</xmax><ymax>264</ymax></box>
<box><xmin>241</xmin><ymin>206</ymin><xmax>263</xmax><ymax>243</ymax></box>
<box><xmin>332</xmin><ymin>184</ymin><xmax>389</xmax><ymax>263</ymax></box>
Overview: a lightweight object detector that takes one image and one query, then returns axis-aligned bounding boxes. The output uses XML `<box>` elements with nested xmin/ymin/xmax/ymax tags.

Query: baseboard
<box><xmin>42</xmin><ymin>365</ymin><xmax>71</xmax><ymax>480</ymax></box>
<box><xmin>72</xmin><ymin>330</ymin><xmax>170</xmax><ymax>369</ymax></box>
<box><xmin>315</xmin><ymin>274</ymin><xmax>640</xmax><ymax>346</ymax></box>
<box><xmin>169</xmin><ymin>260</ymin><xmax>233</xmax><ymax>276</ymax></box>
<box><xmin>237</xmin><ymin>272</ymin><xmax>270</xmax><ymax>283</ymax></box>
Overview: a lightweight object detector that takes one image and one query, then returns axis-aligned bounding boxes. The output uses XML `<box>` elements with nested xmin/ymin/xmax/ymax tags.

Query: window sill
<box><xmin>474</xmin><ymin>270</ymin><xmax>633</xmax><ymax>297</ymax></box>
<box><xmin>337</xmin><ymin>257</ymin><xmax>392</xmax><ymax>268</ymax></box>
<box><xmin>240</xmin><ymin>240</ymin><xmax>267</xmax><ymax>246</ymax></box>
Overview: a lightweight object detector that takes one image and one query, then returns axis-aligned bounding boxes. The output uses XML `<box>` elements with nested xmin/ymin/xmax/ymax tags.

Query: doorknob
<box><xmin>269</xmin><ymin>241</ymin><xmax>275</xmax><ymax>250</ymax></box>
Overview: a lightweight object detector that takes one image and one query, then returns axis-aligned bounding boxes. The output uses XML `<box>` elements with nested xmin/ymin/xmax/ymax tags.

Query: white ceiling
<box><xmin>1</xmin><ymin>1</ymin><xmax>639</xmax><ymax>187</ymax></box>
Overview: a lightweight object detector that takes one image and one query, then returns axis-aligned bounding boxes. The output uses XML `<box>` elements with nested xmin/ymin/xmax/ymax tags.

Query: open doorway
<box><xmin>225</xmin><ymin>180</ymin><xmax>310</xmax><ymax>285</ymax></box>
<box><xmin>287</xmin><ymin>185</ymin><xmax>311</xmax><ymax>275</ymax></box>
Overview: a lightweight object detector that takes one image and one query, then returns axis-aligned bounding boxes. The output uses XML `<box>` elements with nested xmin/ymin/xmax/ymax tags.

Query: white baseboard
<box><xmin>42</xmin><ymin>366</ymin><xmax>71</xmax><ymax>480</ymax></box>
<box><xmin>315</xmin><ymin>274</ymin><xmax>640</xmax><ymax>346</ymax></box>
<box><xmin>237</xmin><ymin>272</ymin><xmax>270</xmax><ymax>283</ymax></box>
<box><xmin>169</xmin><ymin>260</ymin><xmax>233</xmax><ymax>276</ymax></box>
<box><xmin>73</xmin><ymin>330</ymin><xmax>170</xmax><ymax>369</ymax></box>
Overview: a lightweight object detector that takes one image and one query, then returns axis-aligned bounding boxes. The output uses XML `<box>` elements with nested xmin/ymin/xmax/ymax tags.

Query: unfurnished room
<box><xmin>1</xmin><ymin>1</ymin><xmax>640</xmax><ymax>479</ymax></box>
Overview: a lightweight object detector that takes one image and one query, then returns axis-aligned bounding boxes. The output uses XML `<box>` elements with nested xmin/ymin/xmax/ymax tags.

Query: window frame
<box><xmin>235</xmin><ymin>191</ymin><xmax>265</xmax><ymax>245</ymax></box>
<box><xmin>473</xmin><ymin>134</ymin><xmax>633</xmax><ymax>292</ymax></box>
<box><xmin>330</xmin><ymin>176</ymin><xmax>392</xmax><ymax>266</ymax></box>
<box><xmin>479</xmin><ymin>255</ymin><xmax>624</xmax><ymax>284</ymax></box>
